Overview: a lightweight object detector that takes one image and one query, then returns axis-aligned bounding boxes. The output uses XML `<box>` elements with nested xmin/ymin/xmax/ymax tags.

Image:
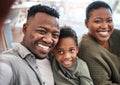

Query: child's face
<box><xmin>52</xmin><ymin>37</ymin><xmax>78</xmax><ymax>68</ymax></box>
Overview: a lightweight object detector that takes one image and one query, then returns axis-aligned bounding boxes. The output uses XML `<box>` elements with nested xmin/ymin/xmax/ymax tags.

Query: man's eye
<box><xmin>53</xmin><ymin>34</ymin><xmax>59</xmax><ymax>39</ymax></box>
<box><xmin>38</xmin><ymin>30</ymin><xmax>46</xmax><ymax>34</ymax></box>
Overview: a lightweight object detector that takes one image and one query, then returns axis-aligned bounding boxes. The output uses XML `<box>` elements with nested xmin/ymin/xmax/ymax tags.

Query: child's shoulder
<box><xmin>76</xmin><ymin>57</ymin><xmax>88</xmax><ymax>69</ymax></box>
<box><xmin>77</xmin><ymin>57</ymin><xmax>86</xmax><ymax>64</ymax></box>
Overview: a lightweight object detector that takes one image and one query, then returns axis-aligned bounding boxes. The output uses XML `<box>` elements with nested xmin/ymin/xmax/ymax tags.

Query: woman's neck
<box><xmin>99</xmin><ymin>41</ymin><xmax>109</xmax><ymax>50</ymax></box>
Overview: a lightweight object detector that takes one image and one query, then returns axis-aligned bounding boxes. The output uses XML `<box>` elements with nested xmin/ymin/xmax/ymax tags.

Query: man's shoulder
<box><xmin>0</xmin><ymin>49</ymin><xmax>20</xmax><ymax>64</ymax></box>
<box><xmin>1</xmin><ymin>43</ymin><xmax>31</xmax><ymax>60</ymax></box>
<box><xmin>0</xmin><ymin>43</ymin><xmax>24</xmax><ymax>62</ymax></box>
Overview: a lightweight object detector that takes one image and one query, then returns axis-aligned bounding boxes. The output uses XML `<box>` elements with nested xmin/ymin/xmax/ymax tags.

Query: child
<box><xmin>50</xmin><ymin>26</ymin><xmax>93</xmax><ymax>85</ymax></box>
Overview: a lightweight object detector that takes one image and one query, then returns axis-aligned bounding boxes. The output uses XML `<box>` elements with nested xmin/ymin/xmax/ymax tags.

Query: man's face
<box><xmin>22</xmin><ymin>13</ymin><xmax>60</xmax><ymax>58</ymax></box>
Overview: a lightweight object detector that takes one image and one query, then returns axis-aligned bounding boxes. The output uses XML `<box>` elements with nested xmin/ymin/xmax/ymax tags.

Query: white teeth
<box><xmin>99</xmin><ymin>31</ymin><xmax>108</xmax><ymax>36</ymax></box>
<box><xmin>38</xmin><ymin>44</ymin><xmax>49</xmax><ymax>49</ymax></box>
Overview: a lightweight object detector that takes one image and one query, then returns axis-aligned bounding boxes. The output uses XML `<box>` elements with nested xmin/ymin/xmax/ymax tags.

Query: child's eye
<box><xmin>57</xmin><ymin>50</ymin><xmax>64</xmax><ymax>55</ymax></box>
<box><xmin>70</xmin><ymin>49</ymin><xmax>75</xmax><ymax>53</ymax></box>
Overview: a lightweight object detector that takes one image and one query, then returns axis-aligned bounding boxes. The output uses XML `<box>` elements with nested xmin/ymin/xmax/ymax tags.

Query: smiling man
<box><xmin>0</xmin><ymin>4</ymin><xmax>60</xmax><ymax>85</ymax></box>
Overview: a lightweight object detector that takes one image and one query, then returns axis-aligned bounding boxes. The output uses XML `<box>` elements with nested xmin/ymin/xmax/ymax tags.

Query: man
<box><xmin>0</xmin><ymin>4</ymin><xmax>60</xmax><ymax>85</ymax></box>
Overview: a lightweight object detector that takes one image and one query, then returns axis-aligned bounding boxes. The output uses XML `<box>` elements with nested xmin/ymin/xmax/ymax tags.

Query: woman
<box><xmin>78</xmin><ymin>1</ymin><xmax>120</xmax><ymax>85</ymax></box>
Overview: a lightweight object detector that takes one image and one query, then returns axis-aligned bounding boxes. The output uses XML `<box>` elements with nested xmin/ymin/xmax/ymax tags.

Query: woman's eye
<box><xmin>94</xmin><ymin>20</ymin><xmax>102</xmax><ymax>23</ymax></box>
<box><xmin>107</xmin><ymin>19</ymin><xmax>113</xmax><ymax>23</ymax></box>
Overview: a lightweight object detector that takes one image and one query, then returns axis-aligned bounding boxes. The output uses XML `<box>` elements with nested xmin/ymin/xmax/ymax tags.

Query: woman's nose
<box><xmin>101</xmin><ymin>22</ymin><xmax>108</xmax><ymax>29</ymax></box>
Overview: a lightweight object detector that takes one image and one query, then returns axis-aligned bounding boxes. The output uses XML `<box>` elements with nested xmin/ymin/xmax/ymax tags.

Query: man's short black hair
<box><xmin>27</xmin><ymin>4</ymin><xmax>59</xmax><ymax>20</ymax></box>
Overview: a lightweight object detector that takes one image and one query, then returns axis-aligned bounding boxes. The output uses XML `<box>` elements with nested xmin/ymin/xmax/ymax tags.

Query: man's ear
<box><xmin>22</xmin><ymin>23</ymin><xmax>27</xmax><ymax>34</ymax></box>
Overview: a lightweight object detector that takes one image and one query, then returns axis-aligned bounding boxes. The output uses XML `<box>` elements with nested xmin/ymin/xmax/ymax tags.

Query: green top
<box><xmin>78</xmin><ymin>29</ymin><xmax>120</xmax><ymax>85</ymax></box>
<box><xmin>51</xmin><ymin>56</ymin><xmax>93</xmax><ymax>85</ymax></box>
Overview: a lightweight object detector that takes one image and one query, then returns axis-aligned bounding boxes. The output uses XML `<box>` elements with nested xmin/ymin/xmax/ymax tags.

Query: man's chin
<box><xmin>33</xmin><ymin>52</ymin><xmax>48</xmax><ymax>59</ymax></box>
<box><xmin>37</xmin><ymin>53</ymin><xmax>48</xmax><ymax>59</ymax></box>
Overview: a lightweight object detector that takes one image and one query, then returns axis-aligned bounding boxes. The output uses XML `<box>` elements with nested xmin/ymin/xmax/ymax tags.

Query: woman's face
<box><xmin>85</xmin><ymin>7</ymin><xmax>114</xmax><ymax>44</ymax></box>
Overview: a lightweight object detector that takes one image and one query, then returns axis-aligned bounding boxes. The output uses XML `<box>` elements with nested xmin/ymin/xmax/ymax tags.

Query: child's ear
<box><xmin>76</xmin><ymin>47</ymin><xmax>79</xmax><ymax>54</ymax></box>
<box><xmin>50</xmin><ymin>50</ymin><xmax>55</xmax><ymax>56</ymax></box>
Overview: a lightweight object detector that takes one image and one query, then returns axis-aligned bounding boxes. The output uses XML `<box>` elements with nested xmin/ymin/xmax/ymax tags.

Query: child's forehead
<box><xmin>59</xmin><ymin>37</ymin><xmax>74</xmax><ymax>42</ymax></box>
<box><xmin>57</xmin><ymin>37</ymin><xmax>77</xmax><ymax>47</ymax></box>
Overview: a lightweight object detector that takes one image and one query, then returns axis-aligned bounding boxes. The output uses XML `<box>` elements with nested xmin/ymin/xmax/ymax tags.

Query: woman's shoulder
<box><xmin>110</xmin><ymin>29</ymin><xmax>120</xmax><ymax>43</ymax></box>
<box><xmin>79</xmin><ymin>35</ymin><xmax>100</xmax><ymax>55</ymax></box>
<box><xmin>112</xmin><ymin>29</ymin><xmax>120</xmax><ymax>36</ymax></box>
<box><xmin>79</xmin><ymin>34</ymin><xmax>98</xmax><ymax>47</ymax></box>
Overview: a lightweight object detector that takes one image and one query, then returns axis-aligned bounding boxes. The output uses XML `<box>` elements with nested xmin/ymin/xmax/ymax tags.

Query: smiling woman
<box><xmin>78</xmin><ymin>1</ymin><xmax>120</xmax><ymax>85</ymax></box>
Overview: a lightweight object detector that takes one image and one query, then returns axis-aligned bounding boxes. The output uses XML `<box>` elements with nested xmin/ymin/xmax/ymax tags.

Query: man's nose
<box><xmin>43</xmin><ymin>33</ymin><xmax>53</xmax><ymax>44</ymax></box>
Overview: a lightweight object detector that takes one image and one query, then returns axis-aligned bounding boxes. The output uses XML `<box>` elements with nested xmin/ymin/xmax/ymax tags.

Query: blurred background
<box><xmin>2</xmin><ymin>0</ymin><xmax>120</xmax><ymax>51</ymax></box>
